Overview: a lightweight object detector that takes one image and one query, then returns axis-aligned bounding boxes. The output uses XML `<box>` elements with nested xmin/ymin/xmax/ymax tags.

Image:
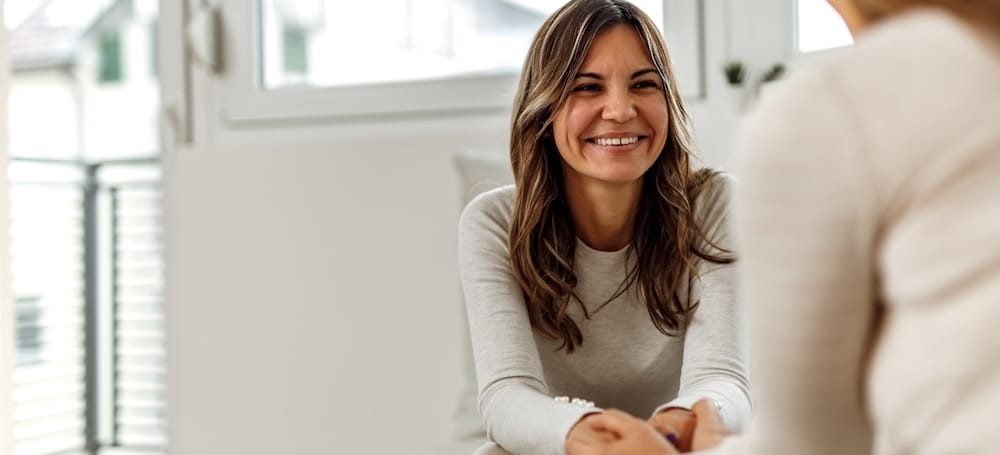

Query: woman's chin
<box><xmin>588</xmin><ymin>171</ymin><xmax>647</xmax><ymax>186</ymax></box>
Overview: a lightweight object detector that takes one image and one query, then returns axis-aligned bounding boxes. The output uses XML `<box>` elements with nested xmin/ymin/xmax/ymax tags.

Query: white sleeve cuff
<box><xmin>652</xmin><ymin>381</ymin><xmax>751</xmax><ymax>432</ymax></box>
<box><xmin>651</xmin><ymin>395</ymin><xmax>728</xmax><ymax>427</ymax></box>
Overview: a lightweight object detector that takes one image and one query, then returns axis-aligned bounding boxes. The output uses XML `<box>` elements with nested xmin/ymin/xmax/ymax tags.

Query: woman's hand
<box><xmin>579</xmin><ymin>409</ymin><xmax>678</xmax><ymax>455</ymax></box>
<box><xmin>688</xmin><ymin>399</ymin><xmax>731</xmax><ymax>452</ymax></box>
<box><xmin>580</xmin><ymin>399</ymin><xmax>731</xmax><ymax>454</ymax></box>
<box><xmin>565</xmin><ymin>413</ymin><xmax>617</xmax><ymax>455</ymax></box>
<box><xmin>648</xmin><ymin>408</ymin><xmax>696</xmax><ymax>451</ymax></box>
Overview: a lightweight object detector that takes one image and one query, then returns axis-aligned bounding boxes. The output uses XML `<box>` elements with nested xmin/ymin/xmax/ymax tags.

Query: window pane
<box><xmin>259</xmin><ymin>0</ymin><xmax>664</xmax><ymax>89</ymax></box>
<box><xmin>282</xmin><ymin>25</ymin><xmax>309</xmax><ymax>75</ymax></box>
<box><xmin>98</xmin><ymin>29</ymin><xmax>124</xmax><ymax>83</ymax></box>
<box><xmin>797</xmin><ymin>0</ymin><xmax>852</xmax><ymax>53</ymax></box>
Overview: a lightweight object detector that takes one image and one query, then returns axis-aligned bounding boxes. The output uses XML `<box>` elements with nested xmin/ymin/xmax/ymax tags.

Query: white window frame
<box><xmin>215</xmin><ymin>0</ymin><xmax>706</xmax><ymax>126</ymax></box>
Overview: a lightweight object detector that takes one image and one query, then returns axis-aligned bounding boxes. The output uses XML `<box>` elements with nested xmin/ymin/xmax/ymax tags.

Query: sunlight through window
<box><xmin>797</xmin><ymin>0</ymin><xmax>853</xmax><ymax>53</ymax></box>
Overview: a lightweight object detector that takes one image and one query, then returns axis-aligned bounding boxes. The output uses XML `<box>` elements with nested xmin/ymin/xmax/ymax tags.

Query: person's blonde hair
<box><xmin>508</xmin><ymin>0</ymin><xmax>732</xmax><ymax>353</ymax></box>
<box><xmin>851</xmin><ymin>0</ymin><xmax>1000</xmax><ymax>27</ymax></box>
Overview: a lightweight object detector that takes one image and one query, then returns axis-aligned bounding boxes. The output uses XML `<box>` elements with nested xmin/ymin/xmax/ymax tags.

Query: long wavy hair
<box><xmin>508</xmin><ymin>0</ymin><xmax>733</xmax><ymax>353</ymax></box>
<box><xmin>848</xmin><ymin>0</ymin><xmax>1000</xmax><ymax>28</ymax></box>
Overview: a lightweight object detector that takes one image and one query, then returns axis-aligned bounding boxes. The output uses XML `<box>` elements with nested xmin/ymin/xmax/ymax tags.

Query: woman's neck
<box><xmin>563</xmin><ymin>176</ymin><xmax>643</xmax><ymax>252</ymax></box>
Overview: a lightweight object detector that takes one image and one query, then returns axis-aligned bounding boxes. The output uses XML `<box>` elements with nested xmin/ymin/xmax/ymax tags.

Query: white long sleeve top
<box><xmin>458</xmin><ymin>174</ymin><xmax>751</xmax><ymax>455</ymax></box>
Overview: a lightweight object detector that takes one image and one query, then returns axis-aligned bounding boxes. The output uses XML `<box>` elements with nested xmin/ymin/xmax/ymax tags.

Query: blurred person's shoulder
<box><xmin>754</xmin><ymin>8</ymin><xmax>998</xmax><ymax>115</ymax></box>
<box><xmin>828</xmin><ymin>9</ymin><xmax>999</xmax><ymax>166</ymax></box>
<box><xmin>740</xmin><ymin>8</ymin><xmax>999</xmax><ymax>164</ymax></box>
<box><xmin>832</xmin><ymin>8</ymin><xmax>1000</xmax><ymax>95</ymax></box>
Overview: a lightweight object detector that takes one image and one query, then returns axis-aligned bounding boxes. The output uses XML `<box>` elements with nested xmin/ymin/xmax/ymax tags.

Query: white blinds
<box><xmin>10</xmin><ymin>162</ymin><xmax>88</xmax><ymax>455</ymax></box>
<box><xmin>9</xmin><ymin>159</ymin><xmax>166</xmax><ymax>455</ymax></box>
<box><xmin>108</xmin><ymin>172</ymin><xmax>166</xmax><ymax>450</ymax></box>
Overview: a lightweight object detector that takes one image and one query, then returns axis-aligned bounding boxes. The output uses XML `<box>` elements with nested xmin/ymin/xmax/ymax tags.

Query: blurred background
<box><xmin>0</xmin><ymin>0</ymin><xmax>850</xmax><ymax>454</ymax></box>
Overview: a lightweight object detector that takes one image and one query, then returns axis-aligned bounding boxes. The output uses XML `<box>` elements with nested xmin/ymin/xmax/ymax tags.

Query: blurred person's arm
<box><xmin>722</xmin><ymin>69</ymin><xmax>879</xmax><ymax>454</ymax></box>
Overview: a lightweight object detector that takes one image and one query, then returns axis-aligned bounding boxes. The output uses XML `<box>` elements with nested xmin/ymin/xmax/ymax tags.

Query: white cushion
<box><xmin>454</xmin><ymin>151</ymin><xmax>514</xmax><ymax>206</ymax></box>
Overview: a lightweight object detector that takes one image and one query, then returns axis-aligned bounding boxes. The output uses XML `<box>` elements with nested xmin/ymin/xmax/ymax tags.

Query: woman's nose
<box><xmin>601</xmin><ymin>88</ymin><xmax>637</xmax><ymax>123</ymax></box>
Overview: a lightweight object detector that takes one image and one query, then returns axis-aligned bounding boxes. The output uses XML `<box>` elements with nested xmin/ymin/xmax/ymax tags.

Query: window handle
<box><xmin>186</xmin><ymin>3</ymin><xmax>222</xmax><ymax>73</ymax></box>
<box><xmin>161</xmin><ymin>101</ymin><xmax>187</xmax><ymax>145</ymax></box>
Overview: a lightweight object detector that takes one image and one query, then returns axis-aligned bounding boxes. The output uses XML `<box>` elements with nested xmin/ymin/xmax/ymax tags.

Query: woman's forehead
<box><xmin>577</xmin><ymin>25</ymin><xmax>657</xmax><ymax>73</ymax></box>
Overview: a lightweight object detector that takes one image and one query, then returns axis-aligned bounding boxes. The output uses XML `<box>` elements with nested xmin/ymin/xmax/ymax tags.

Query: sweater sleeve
<box><xmin>458</xmin><ymin>187</ymin><xmax>598</xmax><ymax>455</ymax></box>
<box><xmin>653</xmin><ymin>174</ymin><xmax>752</xmax><ymax>431</ymax></box>
<box><xmin>704</xmin><ymin>69</ymin><xmax>878</xmax><ymax>454</ymax></box>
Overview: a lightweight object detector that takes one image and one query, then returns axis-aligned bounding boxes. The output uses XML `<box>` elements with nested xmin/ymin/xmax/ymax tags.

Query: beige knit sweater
<box><xmin>712</xmin><ymin>8</ymin><xmax>1000</xmax><ymax>455</ymax></box>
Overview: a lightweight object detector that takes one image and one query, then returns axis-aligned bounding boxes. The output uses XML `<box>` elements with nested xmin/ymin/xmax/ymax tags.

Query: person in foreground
<box><xmin>457</xmin><ymin>1</ymin><xmax>751</xmax><ymax>454</ymax></box>
<box><xmin>568</xmin><ymin>0</ymin><xmax>1000</xmax><ymax>454</ymax></box>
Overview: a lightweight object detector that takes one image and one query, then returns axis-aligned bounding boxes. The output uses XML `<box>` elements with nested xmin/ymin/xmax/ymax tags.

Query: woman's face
<box><xmin>550</xmin><ymin>24</ymin><xmax>669</xmax><ymax>189</ymax></box>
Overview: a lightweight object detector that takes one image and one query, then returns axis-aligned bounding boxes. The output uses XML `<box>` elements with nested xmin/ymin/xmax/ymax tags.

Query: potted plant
<box><xmin>722</xmin><ymin>60</ymin><xmax>748</xmax><ymax>112</ymax></box>
<box><xmin>723</xmin><ymin>60</ymin><xmax>747</xmax><ymax>86</ymax></box>
<box><xmin>760</xmin><ymin>63</ymin><xmax>786</xmax><ymax>84</ymax></box>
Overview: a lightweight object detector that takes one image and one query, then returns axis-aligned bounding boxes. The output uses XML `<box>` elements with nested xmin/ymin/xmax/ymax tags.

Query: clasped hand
<box><xmin>565</xmin><ymin>399</ymin><xmax>730</xmax><ymax>455</ymax></box>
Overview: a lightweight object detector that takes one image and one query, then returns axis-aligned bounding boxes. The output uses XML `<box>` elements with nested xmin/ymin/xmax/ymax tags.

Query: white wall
<box><xmin>8</xmin><ymin>70</ymin><xmax>80</xmax><ymax>159</ymax></box>
<box><xmin>1</xmin><ymin>1</ymin><xmax>17</xmax><ymax>453</ymax></box>
<box><xmin>164</xmin><ymin>114</ymin><xmax>509</xmax><ymax>455</ymax></box>
<box><xmin>162</xmin><ymin>1</ymin><xmax>795</xmax><ymax>454</ymax></box>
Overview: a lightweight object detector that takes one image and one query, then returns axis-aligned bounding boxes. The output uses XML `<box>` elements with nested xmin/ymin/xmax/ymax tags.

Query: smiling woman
<box><xmin>457</xmin><ymin>1</ymin><xmax>751</xmax><ymax>455</ymax></box>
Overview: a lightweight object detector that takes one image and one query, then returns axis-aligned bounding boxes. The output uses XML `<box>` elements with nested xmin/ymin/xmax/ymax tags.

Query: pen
<box><xmin>666</xmin><ymin>432</ymin><xmax>679</xmax><ymax>447</ymax></box>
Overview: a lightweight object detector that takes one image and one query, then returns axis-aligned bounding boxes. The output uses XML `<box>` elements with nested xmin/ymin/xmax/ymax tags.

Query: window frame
<box><xmin>215</xmin><ymin>0</ymin><xmax>706</xmax><ymax>126</ymax></box>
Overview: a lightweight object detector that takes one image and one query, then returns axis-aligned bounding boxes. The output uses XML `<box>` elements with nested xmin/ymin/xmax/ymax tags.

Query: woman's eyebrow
<box><xmin>631</xmin><ymin>68</ymin><xmax>658</xmax><ymax>78</ymax></box>
<box><xmin>573</xmin><ymin>68</ymin><xmax>659</xmax><ymax>80</ymax></box>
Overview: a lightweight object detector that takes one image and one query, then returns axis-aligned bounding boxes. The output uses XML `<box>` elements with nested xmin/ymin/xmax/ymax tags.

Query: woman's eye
<box><xmin>571</xmin><ymin>84</ymin><xmax>600</xmax><ymax>92</ymax></box>
<box><xmin>633</xmin><ymin>80</ymin><xmax>660</xmax><ymax>89</ymax></box>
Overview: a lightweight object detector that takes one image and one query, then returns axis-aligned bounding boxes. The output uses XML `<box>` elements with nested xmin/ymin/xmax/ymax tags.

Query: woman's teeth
<box><xmin>593</xmin><ymin>136</ymin><xmax>639</xmax><ymax>146</ymax></box>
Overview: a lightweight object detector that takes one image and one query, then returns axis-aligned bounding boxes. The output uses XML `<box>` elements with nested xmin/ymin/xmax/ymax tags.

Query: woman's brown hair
<box><xmin>508</xmin><ymin>0</ymin><xmax>732</xmax><ymax>353</ymax></box>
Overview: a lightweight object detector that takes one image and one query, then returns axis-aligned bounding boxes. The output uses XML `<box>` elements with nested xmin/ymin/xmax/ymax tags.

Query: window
<box><xmin>281</xmin><ymin>24</ymin><xmax>309</xmax><ymax>78</ymax></box>
<box><xmin>259</xmin><ymin>0</ymin><xmax>665</xmax><ymax>90</ymax></box>
<box><xmin>8</xmin><ymin>1</ymin><xmax>164</xmax><ymax>453</ymax></box>
<box><xmin>9</xmin><ymin>159</ymin><xmax>166</xmax><ymax>455</ymax></box>
<box><xmin>9</xmin><ymin>161</ymin><xmax>89</xmax><ymax>455</ymax></box>
<box><xmin>796</xmin><ymin>0</ymin><xmax>852</xmax><ymax>53</ymax></box>
<box><xmin>223</xmin><ymin>0</ymin><xmax>700</xmax><ymax>123</ymax></box>
<box><xmin>98</xmin><ymin>29</ymin><xmax>124</xmax><ymax>83</ymax></box>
